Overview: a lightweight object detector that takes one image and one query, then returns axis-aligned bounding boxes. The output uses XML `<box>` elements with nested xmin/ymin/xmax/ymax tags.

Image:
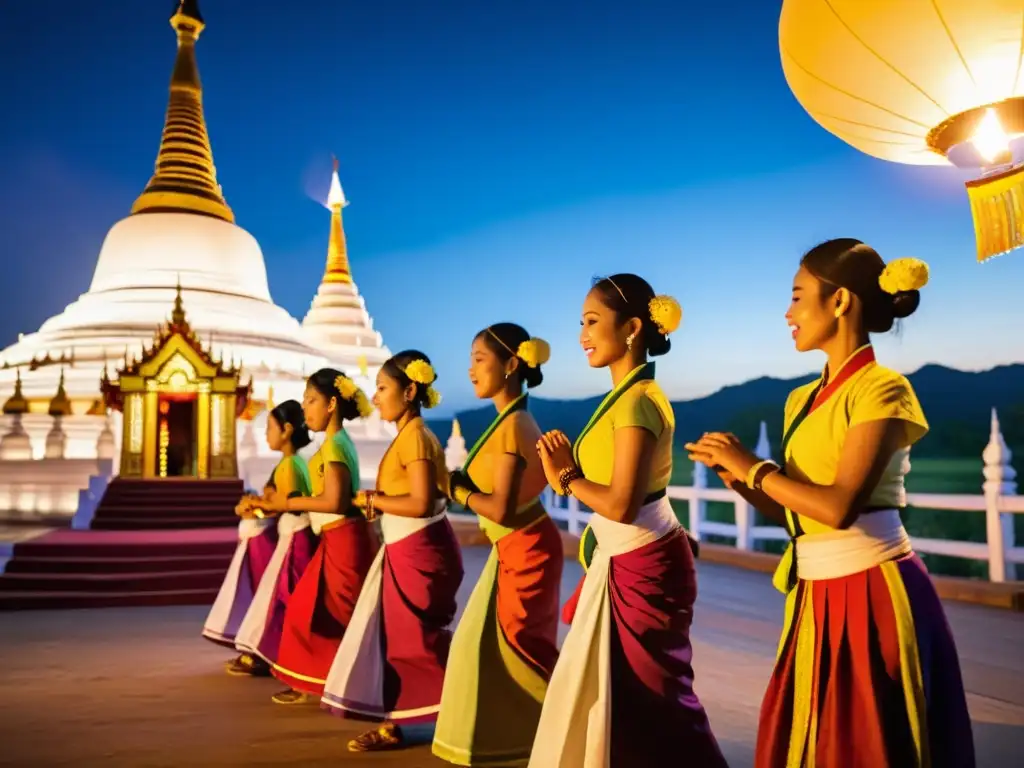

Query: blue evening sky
<box><xmin>1</xmin><ymin>0</ymin><xmax>1022</xmax><ymax>413</ymax></box>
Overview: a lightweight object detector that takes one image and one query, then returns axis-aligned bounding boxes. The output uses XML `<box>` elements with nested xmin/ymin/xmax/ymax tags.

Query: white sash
<box><xmin>320</xmin><ymin>501</ymin><xmax>448</xmax><ymax>719</ymax></box>
<box><xmin>797</xmin><ymin>508</ymin><xmax>912</xmax><ymax>581</ymax></box>
<box><xmin>528</xmin><ymin>496</ymin><xmax>681</xmax><ymax>768</ymax></box>
<box><xmin>202</xmin><ymin>518</ymin><xmax>275</xmax><ymax>640</ymax></box>
<box><xmin>234</xmin><ymin>513</ymin><xmax>312</xmax><ymax>656</ymax></box>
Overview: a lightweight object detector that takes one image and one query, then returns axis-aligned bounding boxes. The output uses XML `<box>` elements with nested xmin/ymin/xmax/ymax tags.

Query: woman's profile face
<box><xmin>786</xmin><ymin>266</ymin><xmax>836</xmax><ymax>353</ymax></box>
<box><xmin>372</xmin><ymin>369</ymin><xmax>407</xmax><ymax>423</ymax></box>
<box><xmin>468</xmin><ymin>336</ymin><xmax>507</xmax><ymax>399</ymax></box>
<box><xmin>265</xmin><ymin>413</ymin><xmax>287</xmax><ymax>452</ymax></box>
<box><xmin>580</xmin><ymin>288</ymin><xmax>629</xmax><ymax>368</ymax></box>
<box><xmin>301</xmin><ymin>383</ymin><xmax>332</xmax><ymax>432</ymax></box>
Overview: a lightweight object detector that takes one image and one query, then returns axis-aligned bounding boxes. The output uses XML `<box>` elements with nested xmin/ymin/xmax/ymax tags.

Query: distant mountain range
<box><xmin>427</xmin><ymin>363</ymin><xmax>1024</xmax><ymax>459</ymax></box>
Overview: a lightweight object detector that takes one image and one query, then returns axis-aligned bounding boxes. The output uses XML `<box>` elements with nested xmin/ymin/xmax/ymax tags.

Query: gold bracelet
<box><xmin>746</xmin><ymin>460</ymin><xmax>780</xmax><ymax>491</ymax></box>
<box><xmin>558</xmin><ymin>466</ymin><xmax>582</xmax><ymax>496</ymax></box>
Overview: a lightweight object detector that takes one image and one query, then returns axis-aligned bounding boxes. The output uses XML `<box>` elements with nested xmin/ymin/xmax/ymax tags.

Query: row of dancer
<box><xmin>202</xmin><ymin>238</ymin><xmax>975</xmax><ymax>767</ymax></box>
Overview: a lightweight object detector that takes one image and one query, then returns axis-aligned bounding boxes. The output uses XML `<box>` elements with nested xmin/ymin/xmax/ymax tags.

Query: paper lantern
<box><xmin>779</xmin><ymin>0</ymin><xmax>1024</xmax><ymax>262</ymax></box>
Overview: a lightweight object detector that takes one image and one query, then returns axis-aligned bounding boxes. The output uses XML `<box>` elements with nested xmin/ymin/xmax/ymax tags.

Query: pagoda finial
<box><xmin>320</xmin><ymin>159</ymin><xmax>353</xmax><ymax>284</ymax></box>
<box><xmin>130</xmin><ymin>1</ymin><xmax>233</xmax><ymax>223</ymax></box>
<box><xmin>171</xmin><ymin>279</ymin><xmax>187</xmax><ymax>326</ymax></box>
<box><xmin>2</xmin><ymin>368</ymin><xmax>29</xmax><ymax>415</ymax></box>
<box><xmin>48</xmin><ymin>368</ymin><xmax>73</xmax><ymax>417</ymax></box>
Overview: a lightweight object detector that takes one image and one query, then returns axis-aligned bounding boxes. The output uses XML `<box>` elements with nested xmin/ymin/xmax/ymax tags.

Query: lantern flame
<box><xmin>972</xmin><ymin>109</ymin><xmax>1010</xmax><ymax>165</ymax></box>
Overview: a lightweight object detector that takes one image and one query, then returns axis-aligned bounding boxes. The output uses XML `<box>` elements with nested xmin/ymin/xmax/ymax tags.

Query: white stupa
<box><xmin>0</xmin><ymin>0</ymin><xmax>392</xmax><ymax>482</ymax></box>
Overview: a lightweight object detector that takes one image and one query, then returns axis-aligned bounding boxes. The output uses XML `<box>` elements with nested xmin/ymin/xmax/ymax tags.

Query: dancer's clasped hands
<box><xmin>684</xmin><ymin>432</ymin><xmax>759</xmax><ymax>484</ymax></box>
<box><xmin>536</xmin><ymin>430</ymin><xmax>575</xmax><ymax>489</ymax></box>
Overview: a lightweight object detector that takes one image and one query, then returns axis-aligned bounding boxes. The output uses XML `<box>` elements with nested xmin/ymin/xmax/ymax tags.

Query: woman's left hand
<box><xmin>683</xmin><ymin>432</ymin><xmax>760</xmax><ymax>481</ymax></box>
<box><xmin>260</xmin><ymin>491</ymin><xmax>288</xmax><ymax>514</ymax></box>
<box><xmin>537</xmin><ymin>430</ymin><xmax>576</xmax><ymax>489</ymax></box>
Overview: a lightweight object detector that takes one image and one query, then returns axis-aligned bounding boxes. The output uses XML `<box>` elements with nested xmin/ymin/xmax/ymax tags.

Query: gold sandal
<box><xmin>348</xmin><ymin>723</ymin><xmax>403</xmax><ymax>752</ymax></box>
<box><xmin>271</xmin><ymin>689</ymin><xmax>313</xmax><ymax>705</ymax></box>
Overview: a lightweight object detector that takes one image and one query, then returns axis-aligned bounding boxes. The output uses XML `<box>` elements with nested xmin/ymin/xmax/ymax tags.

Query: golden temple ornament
<box><xmin>779</xmin><ymin>0</ymin><xmax>1024</xmax><ymax>262</ymax></box>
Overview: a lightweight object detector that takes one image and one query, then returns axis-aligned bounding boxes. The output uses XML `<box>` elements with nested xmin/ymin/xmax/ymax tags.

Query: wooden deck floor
<box><xmin>0</xmin><ymin>548</ymin><xmax>1020</xmax><ymax>767</ymax></box>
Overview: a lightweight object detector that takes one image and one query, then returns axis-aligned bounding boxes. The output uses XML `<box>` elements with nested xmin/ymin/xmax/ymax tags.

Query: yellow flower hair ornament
<box><xmin>516</xmin><ymin>337</ymin><xmax>551</xmax><ymax>368</ymax></box>
<box><xmin>648</xmin><ymin>295</ymin><xmax>683</xmax><ymax>335</ymax></box>
<box><xmin>879</xmin><ymin>257</ymin><xmax>929</xmax><ymax>295</ymax></box>
<box><xmin>403</xmin><ymin>359</ymin><xmax>437</xmax><ymax>385</ymax></box>
<box><xmin>425</xmin><ymin>385</ymin><xmax>443</xmax><ymax>409</ymax></box>
<box><xmin>334</xmin><ymin>375</ymin><xmax>374</xmax><ymax>419</ymax></box>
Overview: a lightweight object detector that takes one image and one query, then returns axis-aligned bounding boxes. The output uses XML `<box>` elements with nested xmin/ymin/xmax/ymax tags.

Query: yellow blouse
<box><xmin>576</xmin><ymin>378</ymin><xmax>674</xmax><ymax>495</ymax></box>
<box><xmin>377</xmin><ymin>416</ymin><xmax>448</xmax><ymax>498</ymax></box>
<box><xmin>784</xmin><ymin>359</ymin><xmax>928</xmax><ymax>535</ymax></box>
<box><xmin>466</xmin><ymin>409</ymin><xmax>547</xmax><ymax>509</ymax></box>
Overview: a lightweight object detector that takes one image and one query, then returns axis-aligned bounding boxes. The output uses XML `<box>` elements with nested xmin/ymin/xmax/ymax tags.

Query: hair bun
<box><xmin>891</xmin><ymin>290</ymin><xmax>920</xmax><ymax>320</ymax></box>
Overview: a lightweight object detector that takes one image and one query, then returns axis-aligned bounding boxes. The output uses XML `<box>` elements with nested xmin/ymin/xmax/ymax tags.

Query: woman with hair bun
<box><xmin>686</xmin><ymin>239</ymin><xmax>974</xmax><ymax>767</ymax></box>
<box><xmin>530</xmin><ymin>274</ymin><xmax>725</xmax><ymax>768</ymax></box>
<box><xmin>259</xmin><ymin>369</ymin><xmax>376</xmax><ymax>706</ymax></box>
<box><xmin>202</xmin><ymin>400</ymin><xmax>311</xmax><ymax>669</ymax></box>
<box><xmin>321</xmin><ymin>350</ymin><xmax>464</xmax><ymax>753</ymax></box>
<box><xmin>432</xmin><ymin>324</ymin><xmax>564</xmax><ymax>767</ymax></box>
<box><xmin>232</xmin><ymin>400</ymin><xmax>318</xmax><ymax>677</ymax></box>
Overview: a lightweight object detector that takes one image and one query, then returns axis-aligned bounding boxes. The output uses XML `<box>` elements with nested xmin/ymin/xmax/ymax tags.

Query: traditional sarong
<box><xmin>202</xmin><ymin>518</ymin><xmax>278</xmax><ymax>647</ymax></box>
<box><xmin>529</xmin><ymin>497</ymin><xmax>726</xmax><ymax>768</ymax></box>
<box><xmin>270</xmin><ymin>518</ymin><xmax>376</xmax><ymax>695</ymax></box>
<box><xmin>433</xmin><ymin>511</ymin><xmax>563</xmax><ymax>766</ymax></box>
<box><xmin>234</xmin><ymin>512</ymin><xmax>318</xmax><ymax>665</ymax></box>
<box><xmin>756</xmin><ymin>510</ymin><xmax>975</xmax><ymax>768</ymax></box>
<box><xmin>321</xmin><ymin>504</ymin><xmax>464</xmax><ymax>723</ymax></box>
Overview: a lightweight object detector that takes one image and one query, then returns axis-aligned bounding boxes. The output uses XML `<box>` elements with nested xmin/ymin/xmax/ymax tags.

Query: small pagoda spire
<box><xmin>171</xmin><ymin>277</ymin><xmax>187</xmax><ymax>327</ymax></box>
<box><xmin>2</xmin><ymin>369</ymin><xmax>29</xmax><ymax>415</ymax></box>
<box><xmin>48</xmin><ymin>368</ymin><xmax>73</xmax><ymax>417</ymax></box>
<box><xmin>266</xmin><ymin>385</ymin><xmax>275</xmax><ymax>411</ymax></box>
<box><xmin>320</xmin><ymin>157</ymin><xmax>353</xmax><ymax>284</ymax></box>
<box><xmin>130</xmin><ymin>0</ymin><xmax>234</xmax><ymax>223</ymax></box>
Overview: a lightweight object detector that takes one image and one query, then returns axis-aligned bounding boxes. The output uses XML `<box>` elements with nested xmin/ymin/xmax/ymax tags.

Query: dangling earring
<box><xmin>626</xmin><ymin>333</ymin><xmax>635</xmax><ymax>350</ymax></box>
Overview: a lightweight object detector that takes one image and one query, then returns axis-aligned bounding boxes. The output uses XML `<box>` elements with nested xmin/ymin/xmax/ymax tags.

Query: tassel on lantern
<box><xmin>966</xmin><ymin>163</ymin><xmax>1024</xmax><ymax>262</ymax></box>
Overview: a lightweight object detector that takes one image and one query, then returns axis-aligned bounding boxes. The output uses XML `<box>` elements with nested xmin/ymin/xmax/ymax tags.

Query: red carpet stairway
<box><xmin>0</xmin><ymin>479</ymin><xmax>244</xmax><ymax>610</ymax></box>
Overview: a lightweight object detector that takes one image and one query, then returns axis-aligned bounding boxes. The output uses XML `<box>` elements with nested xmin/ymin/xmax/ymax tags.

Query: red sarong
<box><xmin>271</xmin><ymin>519</ymin><xmax>376</xmax><ymax>695</ymax></box>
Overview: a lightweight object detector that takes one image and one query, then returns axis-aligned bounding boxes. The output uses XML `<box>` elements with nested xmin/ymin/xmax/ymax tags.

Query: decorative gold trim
<box><xmin>143</xmin><ymin>391</ymin><xmax>159</xmax><ymax>478</ymax></box>
<box><xmin>197</xmin><ymin>390</ymin><xmax>210</xmax><ymax>478</ymax></box>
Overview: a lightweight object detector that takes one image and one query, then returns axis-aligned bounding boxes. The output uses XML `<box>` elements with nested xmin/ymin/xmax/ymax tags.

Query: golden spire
<box><xmin>48</xmin><ymin>369</ymin><xmax>73</xmax><ymax>417</ymax></box>
<box><xmin>131</xmin><ymin>1</ymin><xmax>234</xmax><ymax>223</ymax></box>
<box><xmin>452</xmin><ymin>418</ymin><xmax>462</xmax><ymax>439</ymax></box>
<box><xmin>321</xmin><ymin>157</ymin><xmax>353</xmax><ymax>284</ymax></box>
<box><xmin>2</xmin><ymin>369</ymin><xmax>29</xmax><ymax>415</ymax></box>
<box><xmin>171</xmin><ymin>277</ymin><xmax>187</xmax><ymax>326</ymax></box>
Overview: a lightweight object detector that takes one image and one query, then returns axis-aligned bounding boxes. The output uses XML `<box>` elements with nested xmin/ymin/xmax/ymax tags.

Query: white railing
<box><xmin>533</xmin><ymin>408</ymin><xmax>1022</xmax><ymax>583</ymax></box>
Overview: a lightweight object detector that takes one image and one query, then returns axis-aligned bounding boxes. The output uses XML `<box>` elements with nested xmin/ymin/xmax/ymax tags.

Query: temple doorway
<box><xmin>159</xmin><ymin>396</ymin><xmax>196</xmax><ymax>477</ymax></box>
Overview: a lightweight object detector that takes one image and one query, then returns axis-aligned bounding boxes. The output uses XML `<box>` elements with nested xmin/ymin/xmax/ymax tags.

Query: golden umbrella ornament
<box><xmin>779</xmin><ymin>0</ymin><xmax>1024</xmax><ymax>262</ymax></box>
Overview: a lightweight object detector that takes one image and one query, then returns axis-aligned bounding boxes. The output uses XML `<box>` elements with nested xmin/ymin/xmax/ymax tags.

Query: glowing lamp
<box><xmin>779</xmin><ymin>0</ymin><xmax>1024</xmax><ymax>262</ymax></box>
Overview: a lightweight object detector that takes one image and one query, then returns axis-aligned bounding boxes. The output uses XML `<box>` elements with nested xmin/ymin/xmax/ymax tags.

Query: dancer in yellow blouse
<box><xmin>529</xmin><ymin>274</ymin><xmax>726</xmax><ymax>768</ymax></box>
<box><xmin>687</xmin><ymin>239</ymin><xmax>974</xmax><ymax>767</ymax></box>
<box><xmin>321</xmin><ymin>350</ymin><xmax>464</xmax><ymax>752</ymax></box>
<box><xmin>433</xmin><ymin>323</ymin><xmax>564</xmax><ymax>766</ymax></box>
